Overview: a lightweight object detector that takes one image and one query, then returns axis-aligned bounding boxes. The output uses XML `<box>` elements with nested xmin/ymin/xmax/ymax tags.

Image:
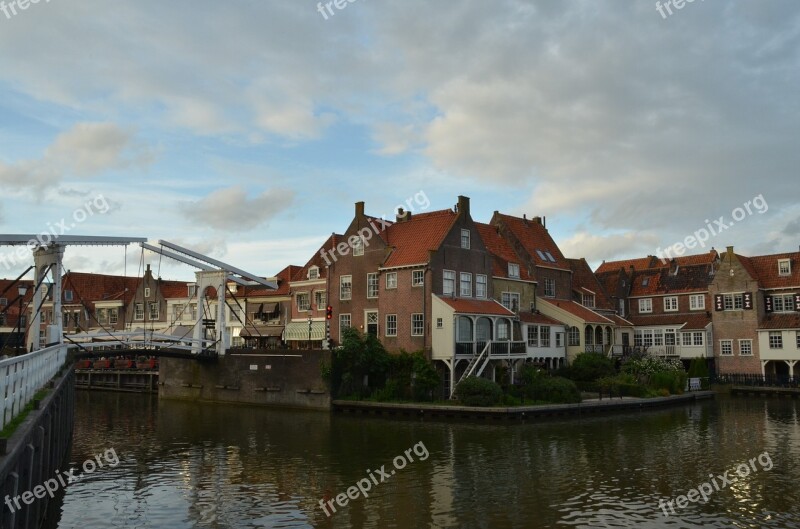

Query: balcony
<box><xmin>455</xmin><ymin>340</ymin><xmax>526</xmax><ymax>358</ymax></box>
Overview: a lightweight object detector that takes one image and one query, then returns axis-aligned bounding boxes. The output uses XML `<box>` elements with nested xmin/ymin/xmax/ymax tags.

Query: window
<box><xmin>173</xmin><ymin>304</ymin><xmax>184</xmax><ymax>321</ymax></box>
<box><xmin>412</xmin><ymin>270</ymin><xmax>424</xmax><ymax>287</ymax></box>
<box><xmin>190</xmin><ymin>303</ymin><xmax>198</xmax><ymax>320</ymax></box>
<box><xmin>497</xmin><ymin>320</ymin><xmax>510</xmax><ymax>340</ymax></box>
<box><xmin>461</xmin><ymin>229</ymin><xmax>470</xmax><ymax>249</ymax></box>
<box><xmin>723</xmin><ymin>293</ymin><xmax>744</xmax><ymax>311</ymax></box>
<box><xmin>188</xmin><ymin>284</ymin><xmax>197</xmax><ymax>297</ymax></box>
<box><xmin>769</xmin><ymin>331</ymin><xmax>783</xmax><ymax>349</ymax></box>
<box><xmin>308</xmin><ymin>266</ymin><xmax>319</xmax><ymax>280</ymax></box>
<box><xmin>779</xmin><ymin>259</ymin><xmax>791</xmax><ymax>276</ymax></box>
<box><xmin>134</xmin><ymin>303</ymin><xmax>144</xmax><ymax>320</ymax></box>
<box><xmin>460</xmin><ymin>273</ymin><xmax>472</xmax><ymax>297</ymax></box>
<box><xmin>340</xmin><ymin>275</ymin><xmax>352</xmax><ymax>300</ymax></box>
<box><xmin>689</xmin><ymin>294</ymin><xmax>705</xmax><ymax>310</ymax></box>
<box><xmin>797</xmin><ymin>331</ymin><xmax>800</xmax><ymax>349</ymax></box>
<box><xmin>443</xmin><ymin>270</ymin><xmax>456</xmax><ymax>296</ymax></box>
<box><xmin>720</xmin><ymin>340</ymin><xmax>733</xmax><ymax>356</ymax></box>
<box><xmin>654</xmin><ymin>329</ymin><xmax>664</xmax><ymax>346</ymax></box>
<box><xmin>682</xmin><ymin>332</ymin><xmax>692</xmax><ymax>346</ymax></box>
<box><xmin>556</xmin><ymin>333</ymin><xmax>563</xmax><ymax>348</ymax></box>
<box><xmin>772</xmin><ymin>294</ymin><xmax>795</xmax><ymax>312</ymax></box>
<box><xmin>148</xmin><ymin>302</ymin><xmax>159</xmax><ymax>320</ymax></box>
<box><xmin>544</xmin><ymin>278</ymin><xmax>556</xmax><ymax>298</ymax></box>
<box><xmin>583</xmin><ymin>294</ymin><xmax>595</xmax><ymax>308</ymax></box>
<box><xmin>664</xmin><ymin>296</ymin><xmax>678</xmax><ymax>312</ymax></box>
<box><xmin>411</xmin><ymin>314</ymin><xmax>424</xmax><ymax>336</ymax></box>
<box><xmin>437</xmin><ymin>318</ymin><xmax>443</xmax><ymax>328</ymax></box>
<box><xmin>144</xmin><ymin>287</ymin><xmax>151</xmax><ymax>298</ymax></box>
<box><xmin>386</xmin><ymin>314</ymin><xmax>397</xmax><ymax>337</ymax></box>
<box><xmin>386</xmin><ymin>272</ymin><xmax>397</xmax><ymax>289</ymax></box>
<box><xmin>665</xmin><ymin>329</ymin><xmax>677</xmax><ymax>345</ymax></box>
<box><xmin>315</xmin><ymin>291</ymin><xmax>326</xmax><ymax>309</ymax></box>
<box><xmin>527</xmin><ymin>326</ymin><xmax>539</xmax><ymax>347</ymax></box>
<box><xmin>367</xmin><ymin>273</ymin><xmax>379</xmax><ymax>298</ymax></box>
<box><xmin>508</xmin><ymin>263</ymin><xmax>520</xmax><ymax>279</ymax></box>
<box><xmin>619</xmin><ymin>299</ymin><xmax>626</xmax><ymax>318</ymax></box>
<box><xmin>540</xmin><ymin>326</ymin><xmax>551</xmax><ymax>347</ymax></box>
<box><xmin>109</xmin><ymin>308</ymin><xmax>118</xmax><ymax>324</ymax></box>
<box><xmin>476</xmin><ymin>275</ymin><xmax>487</xmax><ymax>298</ymax></box>
<box><xmin>501</xmin><ymin>292</ymin><xmax>520</xmax><ymax>312</ymax></box>
<box><xmin>353</xmin><ymin>237</ymin><xmax>364</xmax><ymax>256</ymax></box>
<box><xmin>97</xmin><ymin>308</ymin><xmax>107</xmax><ymax>323</ymax></box>
<box><xmin>568</xmin><ymin>327</ymin><xmax>580</xmax><ymax>346</ymax></box>
<box><xmin>339</xmin><ymin>314</ymin><xmax>351</xmax><ymax>341</ymax></box>
<box><xmin>692</xmin><ymin>332</ymin><xmax>704</xmax><ymax>346</ymax></box>
<box><xmin>639</xmin><ymin>298</ymin><xmax>653</xmax><ymax>313</ymax></box>
<box><xmin>297</xmin><ymin>292</ymin><xmax>310</xmax><ymax>312</ymax></box>
<box><xmin>64</xmin><ymin>290</ymin><xmax>73</xmax><ymax>302</ymax></box>
<box><xmin>739</xmin><ymin>339</ymin><xmax>753</xmax><ymax>356</ymax></box>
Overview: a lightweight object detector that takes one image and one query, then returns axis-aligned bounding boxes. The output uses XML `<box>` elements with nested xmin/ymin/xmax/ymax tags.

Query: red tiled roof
<box><xmin>292</xmin><ymin>234</ymin><xmax>343</xmax><ymax>282</ymax></box>
<box><xmin>759</xmin><ymin>313</ymin><xmax>800</xmax><ymax>330</ymax></box>
<box><xmin>519</xmin><ymin>311</ymin><xmax>564</xmax><ymax>326</ymax></box>
<box><xmin>436</xmin><ymin>296</ymin><xmax>515</xmax><ymax>316</ymax></box>
<box><xmin>158</xmin><ymin>281</ymin><xmax>191</xmax><ymax>299</ymax></box>
<box><xmin>607</xmin><ymin>314</ymin><xmax>635</xmax><ymax>327</ymax></box>
<box><xmin>539</xmin><ymin>298</ymin><xmax>613</xmax><ymax>324</ymax></box>
<box><xmin>245</xmin><ymin>264</ymin><xmax>302</xmax><ymax>297</ymax></box>
<box><xmin>474</xmin><ymin>223</ymin><xmax>532</xmax><ymax>281</ymax></box>
<box><xmin>568</xmin><ymin>258</ymin><xmax>614</xmax><ymax>310</ymax></box>
<box><xmin>494</xmin><ymin>213</ymin><xmax>569</xmax><ymax>270</ymax></box>
<box><xmin>596</xmin><ymin>250</ymin><xmax>718</xmax><ymax>274</ymax></box>
<box><xmin>748</xmin><ymin>252</ymin><xmax>800</xmax><ymax>289</ymax></box>
<box><xmin>62</xmin><ymin>272</ymin><xmax>140</xmax><ymax>308</ymax></box>
<box><xmin>627</xmin><ymin>313</ymin><xmax>711</xmax><ymax>330</ymax></box>
<box><xmin>383</xmin><ymin>210</ymin><xmax>457</xmax><ymax>268</ymax></box>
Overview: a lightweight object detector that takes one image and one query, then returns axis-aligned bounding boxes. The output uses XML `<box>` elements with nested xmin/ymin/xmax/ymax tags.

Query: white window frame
<box><xmin>385</xmin><ymin>314</ymin><xmax>397</xmax><ymax>337</ymax></box>
<box><xmin>639</xmin><ymin>298</ymin><xmax>653</xmax><ymax>314</ymax></box>
<box><xmin>297</xmin><ymin>292</ymin><xmax>310</xmax><ymax>312</ymax></box>
<box><xmin>148</xmin><ymin>301</ymin><xmax>159</xmax><ymax>320</ymax></box>
<box><xmin>769</xmin><ymin>331</ymin><xmax>783</xmax><ymax>349</ymax></box>
<box><xmin>460</xmin><ymin>272</ymin><xmax>472</xmax><ymax>297</ymax></box>
<box><xmin>339</xmin><ymin>313</ymin><xmax>351</xmax><ymax>342</ymax></box>
<box><xmin>739</xmin><ymin>339</ymin><xmax>753</xmax><ymax>356</ymax></box>
<box><xmin>475</xmin><ymin>274</ymin><xmax>487</xmax><ymax>298</ymax></box>
<box><xmin>583</xmin><ymin>294</ymin><xmax>595</xmax><ymax>308</ymax></box>
<box><xmin>412</xmin><ymin>269</ymin><xmax>424</xmax><ymax>287</ymax></box>
<box><xmin>315</xmin><ymin>290</ymin><xmax>326</xmax><ymax>310</ymax></box>
<box><xmin>353</xmin><ymin>237</ymin><xmax>364</xmax><ymax>257</ymax></box>
<box><xmin>723</xmin><ymin>293</ymin><xmax>744</xmax><ymax>311</ymax></box>
<box><xmin>134</xmin><ymin>303</ymin><xmax>144</xmax><ymax>321</ymax></box>
<box><xmin>544</xmin><ymin>278</ymin><xmax>555</xmax><ymax>298</ymax></box>
<box><xmin>692</xmin><ymin>331</ymin><xmax>704</xmax><ymax>347</ymax></box>
<box><xmin>64</xmin><ymin>290</ymin><xmax>73</xmax><ymax>302</ymax></box>
<box><xmin>386</xmin><ymin>272</ymin><xmax>397</xmax><ymax>289</ymax></box>
<box><xmin>109</xmin><ymin>308</ymin><xmax>118</xmax><ymax>325</ymax></box>
<box><xmin>367</xmin><ymin>273</ymin><xmax>379</xmax><ymax>299</ymax></box>
<box><xmin>308</xmin><ymin>266</ymin><xmax>319</xmax><ymax>280</ymax></box>
<box><xmin>527</xmin><ymin>325</ymin><xmax>538</xmax><ymax>347</ymax></box>
<box><xmin>772</xmin><ymin>294</ymin><xmax>795</xmax><ymax>313</ymax></box>
<box><xmin>443</xmin><ymin>270</ymin><xmax>456</xmax><ymax>296</ymax></box>
<box><xmin>340</xmin><ymin>275</ymin><xmax>352</xmax><ymax>301</ymax></box>
<box><xmin>540</xmin><ymin>326</ymin><xmax>551</xmax><ymax>348</ymax></box>
<box><xmin>720</xmin><ymin>339</ymin><xmax>733</xmax><ymax>356</ymax></box>
<box><xmin>779</xmin><ymin>258</ymin><xmax>791</xmax><ymax>276</ymax></box>
<box><xmin>508</xmin><ymin>263</ymin><xmax>520</xmax><ymax>279</ymax></box>
<box><xmin>664</xmin><ymin>296</ymin><xmax>678</xmax><ymax>312</ymax></box>
<box><xmin>144</xmin><ymin>287</ymin><xmax>151</xmax><ymax>298</ymax></box>
<box><xmin>689</xmin><ymin>294</ymin><xmax>705</xmax><ymax>310</ymax></box>
<box><xmin>411</xmin><ymin>314</ymin><xmax>424</xmax><ymax>336</ymax></box>
<box><xmin>568</xmin><ymin>327</ymin><xmax>580</xmax><ymax>346</ymax></box>
<box><xmin>461</xmin><ymin>229</ymin><xmax>470</xmax><ymax>249</ymax></box>
<box><xmin>501</xmin><ymin>292</ymin><xmax>520</xmax><ymax>312</ymax></box>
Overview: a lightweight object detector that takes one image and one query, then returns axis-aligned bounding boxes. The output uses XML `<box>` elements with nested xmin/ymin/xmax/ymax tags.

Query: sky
<box><xmin>0</xmin><ymin>0</ymin><xmax>798</xmax><ymax>282</ymax></box>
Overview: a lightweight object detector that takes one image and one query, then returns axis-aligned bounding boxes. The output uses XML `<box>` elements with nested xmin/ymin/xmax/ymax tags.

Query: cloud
<box><xmin>0</xmin><ymin>122</ymin><xmax>154</xmax><ymax>191</ymax></box>
<box><xmin>180</xmin><ymin>187</ymin><xmax>295</xmax><ymax>231</ymax></box>
<box><xmin>559</xmin><ymin>231</ymin><xmax>661</xmax><ymax>267</ymax></box>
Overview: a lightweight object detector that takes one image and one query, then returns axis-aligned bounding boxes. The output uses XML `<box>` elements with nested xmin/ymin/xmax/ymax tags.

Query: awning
<box><xmin>284</xmin><ymin>321</ymin><xmax>325</xmax><ymax>341</ymax></box>
<box><xmin>262</xmin><ymin>302</ymin><xmax>278</xmax><ymax>313</ymax></box>
<box><xmin>240</xmin><ymin>324</ymin><xmax>284</xmax><ymax>338</ymax></box>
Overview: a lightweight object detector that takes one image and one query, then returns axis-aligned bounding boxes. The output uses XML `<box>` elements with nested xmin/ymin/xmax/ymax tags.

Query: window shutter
<box><xmin>765</xmin><ymin>296</ymin><xmax>774</xmax><ymax>313</ymax></box>
<box><xmin>714</xmin><ymin>294</ymin><xmax>724</xmax><ymax>311</ymax></box>
<box><xmin>794</xmin><ymin>294</ymin><xmax>800</xmax><ymax>310</ymax></box>
<box><xmin>743</xmin><ymin>292</ymin><xmax>753</xmax><ymax>310</ymax></box>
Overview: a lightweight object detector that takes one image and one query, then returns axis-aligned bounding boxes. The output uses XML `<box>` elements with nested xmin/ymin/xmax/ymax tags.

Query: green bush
<box><xmin>522</xmin><ymin>375</ymin><xmax>582</xmax><ymax>404</ymax></box>
<box><xmin>687</xmin><ymin>358</ymin><xmax>710</xmax><ymax>389</ymax></box>
<box><xmin>567</xmin><ymin>353</ymin><xmax>616</xmax><ymax>383</ymax></box>
<box><xmin>455</xmin><ymin>377</ymin><xmax>503</xmax><ymax>407</ymax></box>
<box><xmin>650</xmin><ymin>370</ymin><xmax>687</xmax><ymax>395</ymax></box>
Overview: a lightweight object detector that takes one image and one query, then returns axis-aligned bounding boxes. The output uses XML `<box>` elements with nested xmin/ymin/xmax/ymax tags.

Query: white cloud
<box><xmin>180</xmin><ymin>187</ymin><xmax>295</xmax><ymax>231</ymax></box>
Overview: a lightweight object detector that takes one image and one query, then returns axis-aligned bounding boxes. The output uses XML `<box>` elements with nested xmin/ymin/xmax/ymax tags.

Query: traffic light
<box><xmin>326</xmin><ymin>305</ymin><xmax>333</xmax><ymax>320</ymax></box>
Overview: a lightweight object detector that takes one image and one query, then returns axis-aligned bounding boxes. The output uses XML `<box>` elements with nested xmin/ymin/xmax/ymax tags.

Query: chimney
<box><xmin>532</xmin><ymin>216</ymin><xmax>542</xmax><ymax>225</ymax></box>
<box><xmin>726</xmin><ymin>246</ymin><xmax>734</xmax><ymax>260</ymax></box>
<box><xmin>396</xmin><ymin>207</ymin><xmax>411</xmax><ymax>222</ymax></box>
<box><xmin>456</xmin><ymin>196</ymin><xmax>470</xmax><ymax>218</ymax></box>
<box><xmin>355</xmin><ymin>201</ymin><xmax>365</xmax><ymax>217</ymax></box>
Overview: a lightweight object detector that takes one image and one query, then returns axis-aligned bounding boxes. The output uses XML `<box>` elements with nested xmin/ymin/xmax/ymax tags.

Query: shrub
<box><xmin>650</xmin><ymin>370</ymin><xmax>687</xmax><ymax>395</ymax></box>
<box><xmin>455</xmin><ymin>377</ymin><xmax>503</xmax><ymax>407</ymax></box>
<box><xmin>522</xmin><ymin>375</ymin><xmax>581</xmax><ymax>404</ymax></box>
<box><xmin>622</xmin><ymin>356</ymin><xmax>684</xmax><ymax>382</ymax></box>
<box><xmin>597</xmin><ymin>373</ymin><xmax>647</xmax><ymax>398</ymax></box>
<box><xmin>567</xmin><ymin>353</ymin><xmax>616</xmax><ymax>383</ymax></box>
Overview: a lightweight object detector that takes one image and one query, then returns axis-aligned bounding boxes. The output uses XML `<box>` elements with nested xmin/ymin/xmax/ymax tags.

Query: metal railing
<box><xmin>0</xmin><ymin>343</ymin><xmax>69</xmax><ymax>429</ymax></box>
<box><xmin>713</xmin><ymin>373</ymin><xmax>799</xmax><ymax>388</ymax></box>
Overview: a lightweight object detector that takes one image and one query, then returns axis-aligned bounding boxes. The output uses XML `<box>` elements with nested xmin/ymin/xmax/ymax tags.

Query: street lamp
<box><xmin>307</xmin><ymin>309</ymin><xmax>313</xmax><ymax>349</ymax></box>
<box><xmin>17</xmin><ymin>284</ymin><xmax>28</xmax><ymax>354</ymax></box>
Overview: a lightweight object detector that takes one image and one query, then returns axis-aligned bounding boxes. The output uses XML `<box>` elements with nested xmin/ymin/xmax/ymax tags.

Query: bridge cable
<box><xmin>224</xmin><ymin>284</ymin><xmax>263</xmax><ymax>343</ymax></box>
<box><xmin>66</xmin><ymin>272</ymin><xmax>132</xmax><ymax>353</ymax></box>
<box><xmin>0</xmin><ymin>266</ymin><xmax>34</xmax><ymax>351</ymax></box>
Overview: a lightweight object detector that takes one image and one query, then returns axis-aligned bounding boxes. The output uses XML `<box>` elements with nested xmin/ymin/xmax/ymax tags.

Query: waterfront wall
<box><xmin>159</xmin><ymin>350</ymin><xmax>331</xmax><ymax>410</ymax></box>
<box><xmin>0</xmin><ymin>367</ymin><xmax>74</xmax><ymax>529</ymax></box>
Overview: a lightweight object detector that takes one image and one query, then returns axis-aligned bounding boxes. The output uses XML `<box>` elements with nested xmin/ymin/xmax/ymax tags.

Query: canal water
<box><xmin>48</xmin><ymin>391</ymin><xmax>800</xmax><ymax>529</ymax></box>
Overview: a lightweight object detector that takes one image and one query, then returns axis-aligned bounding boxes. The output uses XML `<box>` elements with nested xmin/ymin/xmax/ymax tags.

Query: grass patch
<box><xmin>0</xmin><ymin>388</ymin><xmax>49</xmax><ymax>438</ymax></box>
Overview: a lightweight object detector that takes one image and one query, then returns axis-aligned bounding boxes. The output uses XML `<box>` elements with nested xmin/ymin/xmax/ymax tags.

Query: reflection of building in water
<box><xmin>430</xmin><ymin>429</ymin><xmax>458</xmax><ymax>529</ymax></box>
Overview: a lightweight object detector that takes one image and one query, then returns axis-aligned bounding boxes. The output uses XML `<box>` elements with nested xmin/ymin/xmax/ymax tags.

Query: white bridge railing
<box><xmin>0</xmin><ymin>344</ymin><xmax>69</xmax><ymax>430</ymax></box>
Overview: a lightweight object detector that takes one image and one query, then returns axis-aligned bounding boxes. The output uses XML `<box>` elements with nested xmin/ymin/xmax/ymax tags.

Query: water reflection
<box><xmin>49</xmin><ymin>392</ymin><xmax>800</xmax><ymax>529</ymax></box>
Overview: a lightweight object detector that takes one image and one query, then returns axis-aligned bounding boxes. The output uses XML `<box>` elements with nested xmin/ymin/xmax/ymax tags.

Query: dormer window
<box><xmin>779</xmin><ymin>259</ymin><xmax>791</xmax><ymax>276</ymax></box>
<box><xmin>308</xmin><ymin>266</ymin><xmax>320</xmax><ymax>280</ymax></box>
<box><xmin>64</xmin><ymin>290</ymin><xmax>73</xmax><ymax>302</ymax></box>
<box><xmin>583</xmin><ymin>294</ymin><xmax>595</xmax><ymax>308</ymax></box>
<box><xmin>188</xmin><ymin>284</ymin><xmax>197</xmax><ymax>297</ymax></box>
<box><xmin>461</xmin><ymin>229</ymin><xmax>471</xmax><ymax>249</ymax></box>
<box><xmin>508</xmin><ymin>263</ymin><xmax>520</xmax><ymax>278</ymax></box>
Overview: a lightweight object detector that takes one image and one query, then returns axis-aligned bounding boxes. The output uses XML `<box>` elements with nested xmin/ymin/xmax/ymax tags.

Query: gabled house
<box><xmin>597</xmin><ymin>250</ymin><xmax>718</xmax><ymax>367</ymax></box>
<box><xmin>240</xmin><ymin>264</ymin><xmax>302</xmax><ymax>348</ymax></box>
